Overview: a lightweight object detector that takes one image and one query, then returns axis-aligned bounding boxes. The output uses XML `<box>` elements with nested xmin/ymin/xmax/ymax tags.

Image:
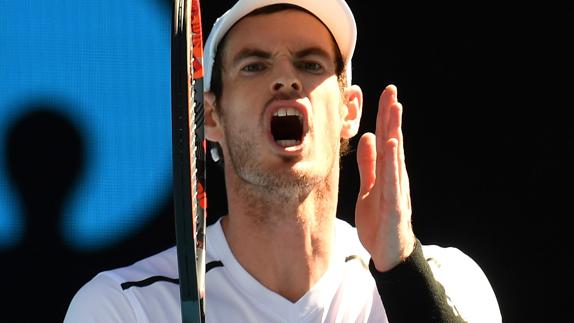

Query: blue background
<box><xmin>1</xmin><ymin>0</ymin><xmax>172</xmax><ymax>250</ymax></box>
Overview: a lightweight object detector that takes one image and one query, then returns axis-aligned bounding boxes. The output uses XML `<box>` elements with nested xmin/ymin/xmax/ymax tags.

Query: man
<box><xmin>64</xmin><ymin>0</ymin><xmax>501</xmax><ymax>322</ymax></box>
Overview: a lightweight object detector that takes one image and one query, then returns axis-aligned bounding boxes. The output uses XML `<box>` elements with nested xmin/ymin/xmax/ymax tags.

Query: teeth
<box><xmin>276</xmin><ymin>139</ymin><xmax>301</xmax><ymax>147</ymax></box>
<box><xmin>273</xmin><ymin>108</ymin><xmax>301</xmax><ymax>118</ymax></box>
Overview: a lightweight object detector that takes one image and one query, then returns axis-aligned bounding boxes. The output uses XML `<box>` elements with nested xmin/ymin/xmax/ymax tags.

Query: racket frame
<box><xmin>171</xmin><ymin>0</ymin><xmax>206</xmax><ymax>322</ymax></box>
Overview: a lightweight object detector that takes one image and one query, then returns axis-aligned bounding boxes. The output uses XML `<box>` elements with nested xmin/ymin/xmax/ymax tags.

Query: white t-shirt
<box><xmin>64</xmin><ymin>218</ymin><xmax>501</xmax><ymax>323</ymax></box>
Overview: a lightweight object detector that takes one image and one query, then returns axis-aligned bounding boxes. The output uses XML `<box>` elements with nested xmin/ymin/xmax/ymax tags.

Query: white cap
<box><xmin>203</xmin><ymin>0</ymin><xmax>357</xmax><ymax>91</ymax></box>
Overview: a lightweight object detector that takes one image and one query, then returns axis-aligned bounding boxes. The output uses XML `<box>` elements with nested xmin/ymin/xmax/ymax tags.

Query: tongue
<box><xmin>276</xmin><ymin>139</ymin><xmax>301</xmax><ymax>147</ymax></box>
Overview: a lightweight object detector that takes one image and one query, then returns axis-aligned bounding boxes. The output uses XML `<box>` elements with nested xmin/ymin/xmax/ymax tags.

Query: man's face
<box><xmin>214</xmin><ymin>9</ymin><xmax>350</xmax><ymax>191</ymax></box>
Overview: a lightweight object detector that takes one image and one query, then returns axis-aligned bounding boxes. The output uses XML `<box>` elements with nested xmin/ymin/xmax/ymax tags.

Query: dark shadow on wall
<box><xmin>2</xmin><ymin>105</ymin><xmax>87</xmax><ymax>323</ymax></box>
<box><xmin>1</xmin><ymin>102</ymin><xmax>176</xmax><ymax>322</ymax></box>
<box><xmin>5</xmin><ymin>107</ymin><xmax>85</xmax><ymax>250</ymax></box>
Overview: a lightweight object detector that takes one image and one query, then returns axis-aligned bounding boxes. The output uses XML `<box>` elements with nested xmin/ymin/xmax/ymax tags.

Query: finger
<box><xmin>356</xmin><ymin>133</ymin><xmax>377</xmax><ymax>197</ymax></box>
<box><xmin>388</xmin><ymin>101</ymin><xmax>410</xmax><ymax>203</ymax></box>
<box><xmin>389</xmin><ymin>102</ymin><xmax>404</xmax><ymax>162</ymax></box>
<box><xmin>387</xmin><ymin>102</ymin><xmax>402</xmax><ymax>141</ymax></box>
<box><xmin>382</xmin><ymin>138</ymin><xmax>400</xmax><ymax>209</ymax></box>
<box><xmin>376</xmin><ymin>85</ymin><xmax>397</xmax><ymax>155</ymax></box>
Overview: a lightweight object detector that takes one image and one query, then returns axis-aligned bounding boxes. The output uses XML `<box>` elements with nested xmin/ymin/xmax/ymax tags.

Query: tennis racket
<box><xmin>171</xmin><ymin>0</ymin><xmax>206</xmax><ymax>322</ymax></box>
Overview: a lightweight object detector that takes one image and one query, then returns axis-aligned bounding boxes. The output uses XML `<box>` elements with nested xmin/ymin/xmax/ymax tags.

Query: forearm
<box><xmin>369</xmin><ymin>240</ymin><xmax>465</xmax><ymax>323</ymax></box>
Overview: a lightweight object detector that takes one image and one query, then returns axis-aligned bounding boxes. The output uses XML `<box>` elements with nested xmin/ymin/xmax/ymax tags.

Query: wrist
<box><xmin>371</xmin><ymin>234</ymin><xmax>417</xmax><ymax>272</ymax></box>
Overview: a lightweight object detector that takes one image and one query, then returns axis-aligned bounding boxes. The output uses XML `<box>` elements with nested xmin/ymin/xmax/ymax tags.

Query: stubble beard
<box><xmin>223</xmin><ymin>122</ymin><xmax>339</xmax><ymax>212</ymax></box>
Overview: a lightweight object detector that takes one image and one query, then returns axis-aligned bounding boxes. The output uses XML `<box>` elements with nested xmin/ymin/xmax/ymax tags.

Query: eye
<box><xmin>298</xmin><ymin>61</ymin><xmax>324</xmax><ymax>73</ymax></box>
<box><xmin>241</xmin><ymin>62</ymin><xmax>266</xmax><ymax>73</ymax></box>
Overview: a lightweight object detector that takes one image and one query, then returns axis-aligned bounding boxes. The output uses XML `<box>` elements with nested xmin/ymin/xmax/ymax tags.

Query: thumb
<box><xmin>356</xmin><ymin>133</ymin><xmax>377</xmax><ymax>197</ymax></box>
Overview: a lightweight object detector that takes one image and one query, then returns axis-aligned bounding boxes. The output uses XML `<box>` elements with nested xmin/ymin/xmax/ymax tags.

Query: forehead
<box><xmin>222</xmin><ymin>9</ymin><xmax>337</xmax><ymax>61</ymax></box>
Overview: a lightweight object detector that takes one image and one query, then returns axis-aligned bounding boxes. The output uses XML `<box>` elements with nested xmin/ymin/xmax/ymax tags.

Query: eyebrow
<box><xmin>295</xmin><ymin>47</ymin><xmax>333</xmax><ymax>61</ymax></box>
<box><xmin>229</xmin><ymin>46</ymin><xmax>333</xmax><ymax>67</ymax></box>
<box><xmin>230</xmin><ymin>49</ymin><xmax>270</xmax><ymax>67</ymax></box>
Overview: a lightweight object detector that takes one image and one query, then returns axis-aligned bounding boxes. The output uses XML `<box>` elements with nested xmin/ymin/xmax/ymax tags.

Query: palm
<box><xmin>355</xmin><ymin>85</ymin><xmax>414</xmax><ymax>272</ymax></box>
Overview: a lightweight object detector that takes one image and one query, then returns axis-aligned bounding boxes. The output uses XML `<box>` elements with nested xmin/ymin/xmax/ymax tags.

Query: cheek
<box><xmin>314</xmin><ymin>94</ymin><xmax>344</xmax><ymax>135</ymax></box>
<box><xmin>310</xmin><ymin>78</ymin><xmax>344</xmax><ymax>113</ymax></box>
<box><xmin>220</xmin><ymin>108</ymin><xmax>258</xmax><ymax>145</ymax></box>
<box><xmin>220</xmin><ymin>85</ymin><xmax>262</xmax><ymax>122</ymax></box>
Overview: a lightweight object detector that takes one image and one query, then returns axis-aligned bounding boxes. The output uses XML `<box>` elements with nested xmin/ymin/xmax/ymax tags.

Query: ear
<box><xmin>340</xmin><ymin>85</ymin><xmax>363</xmax><ymax>139</ymax></box>
<box><xmin>205</xmin><ymin>91</ymin><xmax>224</xmax><ymax>142</ymax></box>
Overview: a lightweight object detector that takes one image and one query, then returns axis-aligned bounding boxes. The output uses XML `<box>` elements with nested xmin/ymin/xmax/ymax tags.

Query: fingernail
<box><xmin>387</xmin><ymin>84</ymin><xmax>397</xmax><ymax>100</ymax></box>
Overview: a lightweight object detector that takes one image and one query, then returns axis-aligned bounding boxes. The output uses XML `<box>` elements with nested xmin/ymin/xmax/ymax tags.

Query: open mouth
<box><xmin>270</xmin><ymin>107</ymin><xmax>304</xmax><ymax>148</ymax></box>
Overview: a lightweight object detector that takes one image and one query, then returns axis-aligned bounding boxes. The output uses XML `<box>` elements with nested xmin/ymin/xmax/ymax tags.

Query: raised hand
<box><xmin>355</xmin><ymin>85</ymin><xmax>416</xmax><ymax>272</ymax></box>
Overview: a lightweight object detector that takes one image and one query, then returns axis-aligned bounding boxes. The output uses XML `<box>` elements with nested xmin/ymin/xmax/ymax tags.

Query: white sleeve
<box><xmin>424</xmin><ymin>245</ymin><xmax>502</xmax><ymax>323</ymax></box>
<box><xmin>63</xmin><ymin>273</ymin><xmax>138</xmax><ymax>323</ymax></box>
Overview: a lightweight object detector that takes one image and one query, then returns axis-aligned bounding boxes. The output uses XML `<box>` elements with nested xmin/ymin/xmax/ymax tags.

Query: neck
<box><xmin>222</xmin><ymin>161</ymin><xmax>340</xmax><ymax>302</ymax></box>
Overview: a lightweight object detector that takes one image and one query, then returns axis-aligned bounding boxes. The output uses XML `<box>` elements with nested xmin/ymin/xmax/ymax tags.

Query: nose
<box><xmin>270</xmin><ymin>62</ymin><xmax>302</xmax><ymax>94</ymax></box>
